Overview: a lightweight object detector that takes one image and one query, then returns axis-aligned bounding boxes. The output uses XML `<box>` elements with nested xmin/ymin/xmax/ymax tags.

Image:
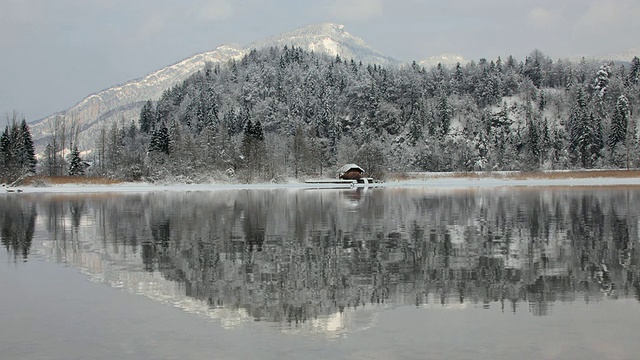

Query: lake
<box><xmin>2</xmin><ymin>186</ymin><xmax>640</xmax><ymax>360</ymax></box>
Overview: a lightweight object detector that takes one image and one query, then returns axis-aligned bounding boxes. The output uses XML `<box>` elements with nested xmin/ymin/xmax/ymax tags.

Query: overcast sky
<box><xmin>1</xmin><ymin>0</ymin><xmax>639</xmax><ymax>123</ymax></box>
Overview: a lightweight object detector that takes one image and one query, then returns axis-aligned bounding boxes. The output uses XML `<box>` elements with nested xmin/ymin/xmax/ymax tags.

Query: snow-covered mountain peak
<box><xmin>30</xmin><ymin>23</ymin><xmax>398</xmax><ymax>150</ymax></box>
<box><xmin>249</xmin><ymin>23</ymin><xmax>397</xmax><ymax>65</ymax></box>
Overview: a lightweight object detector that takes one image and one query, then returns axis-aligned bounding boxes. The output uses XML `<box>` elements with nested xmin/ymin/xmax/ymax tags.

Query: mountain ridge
<box><xmin>30</xmin><ymin>23</ymin><xmax>397</xmax><ymax>150</ymax></box>
<box><xmin>29</xmin><ymin>23</ymin><xmax>638</xmax><ymax>151</ymax></box>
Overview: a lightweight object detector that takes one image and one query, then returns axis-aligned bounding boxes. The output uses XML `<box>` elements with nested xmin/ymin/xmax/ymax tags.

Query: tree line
<box><xmin>0</xmin><ymin>113</ymin><xmax>36</xmax><ymax>183</ymax></box>
<box><xmin>39</xmin><ymin>47</ymin><xmax>640</xmax><ymax>181</ymax></box>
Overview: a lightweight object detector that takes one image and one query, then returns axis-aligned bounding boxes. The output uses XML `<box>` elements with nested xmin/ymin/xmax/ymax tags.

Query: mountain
<box><xmin>248</xmin><ymin>23</ymin><xmax>399</xmax><ymax>66</ymax></box>
<box><xmin>30</xmin><ymin>45</ymin><xmax>245</xmax><ymax>150</ymax></box>
<box><xmin>419</xmin><ymin>53</ymin><xmax>467</xmax><ymax>69</ymax></box>
<box><xmin>30</xmin><ymin>23</ymin><xmax>398</xmax><ymax>151</ymax></box>
<box><xmin>569</xmin><ymin>47</ymin><xmax>640</xmax><ymax>65</ymax></box>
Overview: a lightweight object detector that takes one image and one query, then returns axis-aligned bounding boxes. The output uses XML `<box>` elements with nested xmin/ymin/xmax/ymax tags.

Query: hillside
<box><xmin>25</xmin><ymin>43</ymin><xmax>639</xmax><ymax>184</ymax></box>
<box><xmin>29</xmin><ymin>23</ymin><xmax>395</xmax><ymax>151</ymax></box>
<box><xmin>29</xmin><ymin>23</ymin><xmax>639</xmax><ymax>155</ymax></box>
<box><xmin>29</xmin><ymin>45</ymin><xmax>246</xmax><ymax>150</ymax></box>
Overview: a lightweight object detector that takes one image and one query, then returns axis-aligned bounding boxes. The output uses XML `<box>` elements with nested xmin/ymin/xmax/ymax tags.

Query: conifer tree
<box><xmin>438</xmin><ymin>95</ymin><xmax>451</xmax><ymax>138</ymax></box>
<box><xmin>149</xmin><ymin>124</ymin><xmax>170</xmax><ymax>155</ymax></box>
<box><xmin>0</xmin><ymin>119</ymin><xmax>36</xmax><ymax>180</ymax></box>
<box><xmin>68</xmin><ymin>145</ymin><xmax>84</xmax><ymax>176</ymax></box>
<box><xmin>241</xmin><ymin>119</ymin><xmax>254</xmax><ymax>161</ymax></box>
<box><xmin>568</xmin><ymin>88</ymin><xmax>591</xmax><ymax>167</ymax></box>
<box><xmin>19</xmin><ymin>119</ymin><xmax>36</xmax><ymax>175</ymax></box>
<box><xmin>609</xmin><ymin>95</ymin><xmax>629</xmax><ymax>149</ymax></box>
<box><xmin>628</xmin><ymin>57</ymin><xmax>640</xmax><ymax>85</ymax></box>
<box><xmin>608</xmin><ymin>95</ymin><xmax>631</xmax><ymax>167</ymax></box>
<box><xmin>527</xmin><ymin>117</ymin><xmax>540</xmax><ymax>168</ymax></box>
<box><xmin>139</xmin><ymin>100</ymin><xmax>155</xmax><ymax>134</ymax></box>
<box><xmin>0</xmin><ymin>126</ymin><xmax>9</xmax><ymax>179</ymax></box>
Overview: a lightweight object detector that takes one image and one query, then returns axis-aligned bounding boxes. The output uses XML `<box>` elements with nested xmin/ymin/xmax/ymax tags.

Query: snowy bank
<box><xmin>8</xmin><ymin>174</ymin><xmax>640</xmax><ymax>194</ymax></box>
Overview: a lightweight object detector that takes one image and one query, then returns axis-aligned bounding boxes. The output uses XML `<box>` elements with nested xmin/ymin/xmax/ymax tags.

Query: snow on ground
<box><xmin>7</xmin><ymin>175</ymin><xmax>640</xmax><ymax>194</ymax></box>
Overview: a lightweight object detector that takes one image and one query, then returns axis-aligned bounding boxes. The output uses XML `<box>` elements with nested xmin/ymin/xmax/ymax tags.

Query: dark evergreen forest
<box><xmin>0</xmin><ymin>115</ymin><xmax>36</xmax><ymax>183</ymax></box>
<box><xmin>43</xmin><ymin>46</ymin><xmax>640</xmax><ymax>182</ymax></box>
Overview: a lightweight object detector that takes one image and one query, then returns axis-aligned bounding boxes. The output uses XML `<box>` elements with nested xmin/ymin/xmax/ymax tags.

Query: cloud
<box><xmin>573</xmin><ymin>0</ymin><xmax>640</xmax><ymax>45</ymax></box>
<box><xmin>196</xmin><ymin>0</ymin><xmax>234</xmax><ymax>22</ymax></box>
<box><xmin>0</xmin><ymin>1</ymin><xmax>48</xmax><ymax>47</ymax></box>
<box><xmin>328</xmin><ymin>0</ymin><xmax>384</xmax><ymax>21</ymax></box>
<box><xmin>577</xmin><ymin>0</ymin><xmax>624</xmax><ymax>28</ymax></box>
<box><xmin>527</xmin><ymin>7</ymin><xmax>557</xmax><ymax>27</ymax></box>
<box><xmin>131</xmin><ymin>15</ymin><xmax>168</xmax><ymax>42</ymax></box>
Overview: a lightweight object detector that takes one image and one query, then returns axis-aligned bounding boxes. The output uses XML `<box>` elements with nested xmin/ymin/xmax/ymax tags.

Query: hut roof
<box><xmin>338</xmin><ymin>164</ymin><xmax>365</xmax><ymax>175</ymax></box>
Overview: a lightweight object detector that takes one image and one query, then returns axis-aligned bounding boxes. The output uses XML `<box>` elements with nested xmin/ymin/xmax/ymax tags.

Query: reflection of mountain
<box><xmin>3</xmin><ymin>188</ymin><xmax>640</xmax><ymax>332</ymax></box>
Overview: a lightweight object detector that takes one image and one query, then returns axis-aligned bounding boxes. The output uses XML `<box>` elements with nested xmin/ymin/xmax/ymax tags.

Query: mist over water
<box><xmin>2</xmin><ymin>187</ymin><xmax>640</xmax><ymax>359</ymax></box>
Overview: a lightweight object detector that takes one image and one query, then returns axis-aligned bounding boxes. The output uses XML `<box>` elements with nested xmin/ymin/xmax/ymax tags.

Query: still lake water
<box><xmin>1</xmin><ymin>186</ymin><xmax>640</xmax><ymax>360</ymax></box>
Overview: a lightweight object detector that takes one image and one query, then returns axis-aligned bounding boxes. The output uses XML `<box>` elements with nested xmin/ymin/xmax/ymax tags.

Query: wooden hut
<box><xmin>338</xmin><ymin>164</ymin><xmax>366</xmax><ymax>180</ymax></box>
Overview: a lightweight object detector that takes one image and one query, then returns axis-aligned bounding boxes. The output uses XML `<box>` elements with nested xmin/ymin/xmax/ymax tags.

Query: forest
<box><xmin>25</xmin><ymin>46</ymin><xmax>640</xmax><ymax>182</ymax></box>
<box><xmin>0</xmin><ymin>115</ymin><xmax>37</xmax><ymax>183</ymax></box>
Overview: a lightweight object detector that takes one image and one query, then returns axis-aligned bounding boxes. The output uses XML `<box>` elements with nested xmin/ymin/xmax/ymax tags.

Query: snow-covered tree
<box><xmin>0</xmin><ymin>117</ymin><xmax>36</xmax><ymax>181</ymax></box>
<box><xmin>628</xmin><ymin>57</ymin><xmax>640</xmax><ymax>85</ymax></box>
<box><xmin>609</xmin><ymin>94</ymin><xmax>631</xmax><ymax>167</ymax></box>
<box><xmin>149</xmin><ymin>123</ymin><xmax>170</xmax><ymax>155</ymax></box>
<box><xmin>568</xmin><ymin>88</ymin><xmax>593</xmax><ymax>167</ymax></box>
<box><xmin>139</xmin><ymin>100</ymin><xmax>155</xmax><ymax>134</ymax></box>
<box><xmin>609</xmin><ymin>95</ymin><xmax>630</xmax><ymax>149</ymax></box>
<box><xmin>67</xmin><ymin>145</ymin><xmax>84</xmax><ymax>176</ymax></box>
<box><xmin>592</xmin><ymin>63</ymin><xmax>612</xmax><ymax>99</ymax></box>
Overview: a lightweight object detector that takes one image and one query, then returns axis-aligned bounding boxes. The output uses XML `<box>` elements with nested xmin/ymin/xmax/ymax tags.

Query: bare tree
<box><xmin>44</xmin><ymin>115</ymin><xmax>69</xmax><ymax>176</ymax></box>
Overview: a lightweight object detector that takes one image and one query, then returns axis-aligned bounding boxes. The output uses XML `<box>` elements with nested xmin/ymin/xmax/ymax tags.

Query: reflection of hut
<box><xmin>338</xmin><ymin>164</ymin><xmax>366</xmax><ymax>180</ymax></box>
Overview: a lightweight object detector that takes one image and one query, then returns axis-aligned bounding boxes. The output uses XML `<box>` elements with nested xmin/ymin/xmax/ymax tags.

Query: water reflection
<box><xmin>0</xmin><ymin>197</ymin><xmax>36</xmax><ymax>262</ymax></box>
<box><xmin>2</xmin><ymin>187</ymin><xmax>640</xmax><ymax>332</ymax></box>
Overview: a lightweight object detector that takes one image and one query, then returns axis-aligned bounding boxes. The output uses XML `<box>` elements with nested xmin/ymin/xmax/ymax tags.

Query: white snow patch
<box><xmin>11</xmin><ymin>175</ymin><xmax>640</xmax><ymax>194</ymax></box>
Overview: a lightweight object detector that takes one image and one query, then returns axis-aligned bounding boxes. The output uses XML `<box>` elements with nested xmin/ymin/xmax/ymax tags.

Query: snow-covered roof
<box><xmin>338</xmin><ymin>164</ymin><xmax>365</xmax><ymax>175</ymax></box>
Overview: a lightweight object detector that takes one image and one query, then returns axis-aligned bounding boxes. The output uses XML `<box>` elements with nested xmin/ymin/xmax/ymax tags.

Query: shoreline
<box><xmin>5</xmin><ymin>170</ymin><xmax>640</xmax><ymax>194</ymax></box>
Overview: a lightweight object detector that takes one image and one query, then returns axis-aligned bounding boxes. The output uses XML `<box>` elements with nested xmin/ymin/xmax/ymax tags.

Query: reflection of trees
<box><xmin>123</xmin><ymin>189</ymin><xmax>640</xmax><ymax>320</ymax></box>
<box><xmin>30</xmin><ymin>188</ymin><xmax>640</xmax><ymax>323</ymax></box>
<box><xmin>0</xmin><ymin>197</ymin><xmax>36</xmax><ymax>262</ymax></box>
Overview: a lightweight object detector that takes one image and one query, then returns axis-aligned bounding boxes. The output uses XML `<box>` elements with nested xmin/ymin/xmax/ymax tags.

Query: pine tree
<box><xmin>408</xmin><ymin>106</ymin><xmax>423</xmax><ymax>145</ymax></box>
<box><xmin>589</xmin><ymin>113</ymin><xmax>603</xmax><ymax>166</ymax></box>
<box><xmin>0</xmin><ymin>127</ymin><xmax>8</xmax><ymax>180</ymax></box>
<box><xmin>241</xmin><ymin>119</ymin><xmax>254</xmax><ymax>161</ymax></box>
<box><xmin>0</xmin><ymin>119</ymin><xmax>36</xmax><ymax>180</ymax></box>
<box><xmin>540</xmin><ymin>118</ymin><xmax>551</xmax><ymax>164</ymax></box>
<box><xmin>149</xmin><ymin>124</ymin><xmax>170</xmax><ymax>155</ymax></box>
<box><xmin>629</xmin><ymin>57</ymin><xmax>640</xmax><ymax>85</ymax></box>
<box><xmin>527</xmin><ymin>118</ymin><xmax>540</xmax><ymax>168</ymax></box>
<box><xmin>568</xmin><ymin>88</ymin><xmax>591</xmax><ymax>167</ymax></box>
<box><xmin>19</xmin><ymin>119</ymin><xmax>36</xmax><ymax>175</ymax></box>
<box><xmin>592</xmin><ymin>63</ymin><xmax>611</xmax><ymax>98</ymax></box>
<box><xmin>538</xmin><ymin>90</ymin><xmax>546</xmax><ymax>111</ymax></box>
<box><xmin>609</xmin><ymin>95</ymin><xmax>629</xmax><ymax>149</ymax></box>
<box><xmin>139</xmin><ymin>100</ymin><xmax>155</xmax><ymax>134</ymax></box>
<box><xmin>438</xmin><ymin>95</ymin><xmax>451</xmax><ymax>138</ymax></box>
<box><xmin>68</xmin><ymin>145</ymin><xmax>84</xmax><ymax>176</ymax></box>
<box><xmin>252</xmin><ymin>120</ymin><xmax>265</xmax><ymax>141</ymax></box>
<box><xmin>524</xmin><ymin>54</ymin><xmax>542</xmax><ymax>88</ymax></box>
